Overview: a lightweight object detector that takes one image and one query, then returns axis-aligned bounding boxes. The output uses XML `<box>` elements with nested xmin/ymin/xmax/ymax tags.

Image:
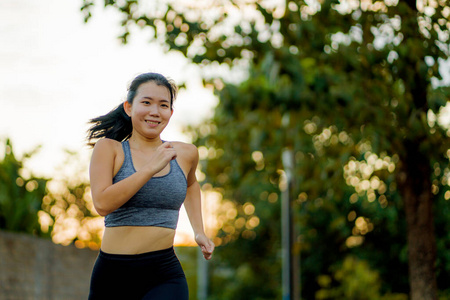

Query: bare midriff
<box><xmin>100</xmin><ymin>226</ymin><xmax>176</xmax><ymax>254</ymax></box>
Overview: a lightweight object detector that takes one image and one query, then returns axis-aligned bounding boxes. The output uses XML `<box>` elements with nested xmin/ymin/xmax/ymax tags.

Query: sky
<box><xmin>0</xmin><ymin>0</ymin><xmax>219</xmax><ymax>245</ymax></box>
<box><xmin>0</xmin><ymin>0</ymin><xmax>217</xmax><ymax>179</ymax></box>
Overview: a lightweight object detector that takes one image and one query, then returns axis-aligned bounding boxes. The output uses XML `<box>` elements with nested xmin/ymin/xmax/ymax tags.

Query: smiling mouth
<box><xmin>145</xmin><ymin>120</ymin><xmax>160</xmax><ymax>125</ymax></box>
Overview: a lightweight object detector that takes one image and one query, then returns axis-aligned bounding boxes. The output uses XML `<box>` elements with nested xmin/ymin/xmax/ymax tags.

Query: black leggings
<box><xmin>88</xmin><ymin>247</ymin><xmax>188</xmax><ymax>300</ymax></box>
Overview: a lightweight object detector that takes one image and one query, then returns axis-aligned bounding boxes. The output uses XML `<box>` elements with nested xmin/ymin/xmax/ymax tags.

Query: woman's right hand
<box><xmin>145</xmin><ymin>142</ymin><xmax>177</xmax><ymax>174</ymax></box>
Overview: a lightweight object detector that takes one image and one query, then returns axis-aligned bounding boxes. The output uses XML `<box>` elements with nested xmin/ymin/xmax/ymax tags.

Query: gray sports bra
<box><xmin>104</xmin><ymin>140</ymin><xmax>188</xmax><ymax>229</ymax></box>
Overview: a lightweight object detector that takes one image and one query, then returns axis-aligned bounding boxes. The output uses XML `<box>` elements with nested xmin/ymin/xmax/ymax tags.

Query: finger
<box><xmin>170</xmin><ymin>150</ymin><xmax>177</xmax><ymax>160</ymax></box>
<box><xmin>160</xmin><ymin>142</ymin><xmax>173</xmax><ymax>149</ymax></box>
<box><xmin>203</xmin><ymin>246</ymin><xmax>213</xmax><ymax>255</ymax></box>
<box><xmin>206</xmin><ymin>241</ymin><xmax>214</xmax><ymax>253</ymax></box>
<box><xmin>162</xmin><ymin>143</ymin><xmax>176</xmax><ymax>159</ymax></box>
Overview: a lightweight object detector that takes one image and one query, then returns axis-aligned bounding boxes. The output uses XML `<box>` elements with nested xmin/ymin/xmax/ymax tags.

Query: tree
<box><xmin>81</xmin><ymin>0</ymin><xmax>450</xmax><ymax>298</ymax></box>
<box><xmin>0</xmin><ymin>139</ymin><xmax>103</xmax><ymax>249</ymax></box>
<box><xmin>0</xmin><ymin>139</ymin><xmax>49</xmax><ymax>236</ymax></box>
<box><xmin>39</xmin><ymin>150</ymin><xmax>103</xmax><ymax>249</ymax></box>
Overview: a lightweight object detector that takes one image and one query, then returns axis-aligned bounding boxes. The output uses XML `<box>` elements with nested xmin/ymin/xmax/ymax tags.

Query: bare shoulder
<box><xmin>94</xmin><ymin>138</ymin><xmax>121</xmax><ymax>148</ymax></box>
<box><xmin>171</xmin><ymin>141</ymin><xmax>197</xmax><ymax>156</ymax></box>
<box><xmin>90</xmin><ymin>138</ymin><xmax>125</xmax><ymax>176</ymax></box>
<box><xmin>171</xmin><ymin>141</ymin><xmax>198</xmax><ymax>167</ymax></box>
<box><xmin>92</xmin><ymin>138</ymin><xmax>122</xmax><ymax>157</ymax></box>
<box><xmin>171</xmin><ymin>142</ymin><xmax>198</xmax><ymax>181</ymax></box>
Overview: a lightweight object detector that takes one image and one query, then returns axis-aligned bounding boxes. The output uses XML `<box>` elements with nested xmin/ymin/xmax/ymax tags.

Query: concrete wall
<box><xmin>0</xmin><ymin>230</ymin><xmax>98</xmax><ymax>300</ymax></box>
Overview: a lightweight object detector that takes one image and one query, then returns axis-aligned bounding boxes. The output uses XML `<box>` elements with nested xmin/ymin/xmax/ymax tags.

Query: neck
<box><xmin>128</xmin><ymin>135</ymin><xmax>163</xmax><ymax>151</ymax></box>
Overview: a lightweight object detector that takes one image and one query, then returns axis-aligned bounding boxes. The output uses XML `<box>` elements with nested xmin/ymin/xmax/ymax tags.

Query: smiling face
<box><xmin>124</xmin><ymin>81</ymin><xmax>173</xmax><ymax>140</ymax></box>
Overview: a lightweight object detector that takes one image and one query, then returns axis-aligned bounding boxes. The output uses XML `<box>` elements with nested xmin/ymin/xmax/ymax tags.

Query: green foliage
<box><xmin>40</xmin><ymin>150</ymin><xmax>103</xmax><ymax>248</ymax></box>
<box><xmin>0</xmin><ymin>139</ymin><xmax>103</xmax><ymax>248</ymax></box>
<box><xmin>316</xmin><ymin>256</ymin><xmax>409</xmax><ymax>300</ymax></box>
<box><xmin>0</xmin><ymin>139</ymin><xmax>49</xmax><ymax>236</ymax></box>
<box><xmin>316</xmin><ymin>256</ymin><xmax>382</xmax><ymax>300</ymax></box>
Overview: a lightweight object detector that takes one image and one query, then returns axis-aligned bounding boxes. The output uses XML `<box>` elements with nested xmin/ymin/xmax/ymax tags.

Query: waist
<box><xmin>99</xmin><ymin>246</ymin><xmax>175</xmax><ymax>261</ymax></box>
<box><xmin>105</xmin><ymin>206</ymin><xmax>180</xmax><ymax>229</ymax></box>
<box><xmin>101</xmin><ymin>226</ymin><xmax>175</xmax><ymax>254</ymax></box>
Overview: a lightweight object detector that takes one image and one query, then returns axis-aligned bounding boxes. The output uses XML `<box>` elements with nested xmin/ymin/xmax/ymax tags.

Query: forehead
<box><xmin>136</xmin><ymin>81</ymin><xmax>171</xmax><ymax>100</ymax></box>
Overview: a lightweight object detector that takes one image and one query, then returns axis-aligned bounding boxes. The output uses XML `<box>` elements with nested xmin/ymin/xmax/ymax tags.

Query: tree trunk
<box><xmin>397</xmin><ymin>141</ymin><xmax>437</xmax><ymax>300</ymax></box>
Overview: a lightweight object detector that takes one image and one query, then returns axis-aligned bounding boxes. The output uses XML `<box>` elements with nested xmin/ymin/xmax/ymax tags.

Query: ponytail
<box><xmin>86</xmin><ymin>72</ymin><xmax>177</xmax><ymax>147</ymax></box>
<box><xmin>86</xmin><ymin>103</ymin><xmax>132</xmax><ymax>147</ymax></box>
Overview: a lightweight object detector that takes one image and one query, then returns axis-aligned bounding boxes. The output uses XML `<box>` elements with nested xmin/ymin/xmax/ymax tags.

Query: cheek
<box><xmin>162</xmin><ymin>109</ymin><xmax>173</xmax><ymax>119</ymax></box>
<box><xmin>131</xmin><ymin>106</ymin><xmax>147</xmax><ymax>117</ymax></box>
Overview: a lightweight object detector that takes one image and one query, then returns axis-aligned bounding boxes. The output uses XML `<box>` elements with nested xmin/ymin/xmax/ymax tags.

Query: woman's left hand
<box><xmin>195</xmin><ymin>233</ymin><xmax>215</xmax><ymax>260</ymax></box>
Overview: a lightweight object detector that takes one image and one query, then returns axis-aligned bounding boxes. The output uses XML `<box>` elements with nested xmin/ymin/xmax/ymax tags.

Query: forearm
<box><xmin>92</xmin><ymin>169</ymin><xmax>156</xmax><ymax>216</ymax></box>
<box><xmin>182</xmin><ymin>145</ymin><xmax>214</xmax><ymax>260</ymax></box>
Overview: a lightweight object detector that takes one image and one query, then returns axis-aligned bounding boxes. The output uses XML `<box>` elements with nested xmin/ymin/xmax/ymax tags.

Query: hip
<box><xmin>89</xmin><ymin>247</ymin><xmax>187</xmax><ymax>300</ymax></box>
<box><xmin>101</xmin><ymin>226</ymin><xmax>175</xmax><ymax>254</ymax></box>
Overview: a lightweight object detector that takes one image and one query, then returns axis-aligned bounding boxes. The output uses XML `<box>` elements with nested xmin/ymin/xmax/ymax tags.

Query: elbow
<box><xmin>93</xmin><ymin>199</ymin><xmax>112</xmax><ymax>216</ymax></box>
<box><xmin>95</xmin><ymin>208</ymin><xmax>110</xmax><ymax>217</ymax></box>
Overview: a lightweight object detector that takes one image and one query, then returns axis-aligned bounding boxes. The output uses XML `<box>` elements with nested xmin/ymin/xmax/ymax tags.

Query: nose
<box><xmin>148</xmin><ymin>104</ymin><xmax>160</xmax><ymax>116</ymax></box>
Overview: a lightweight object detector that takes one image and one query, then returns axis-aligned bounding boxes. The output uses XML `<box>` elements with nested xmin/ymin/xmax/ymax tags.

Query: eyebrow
<box><xmin>141</xmin><ymin>96</ymin><xmax>170</xmax><ymax>103</ymax></box>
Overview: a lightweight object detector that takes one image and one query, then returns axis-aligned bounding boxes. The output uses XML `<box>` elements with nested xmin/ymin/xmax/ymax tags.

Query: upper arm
<box><xmin>89</xmin><ymin>139</ymin><xmax>119</xmax><ymax>202</ymax></box>
<box><xmin>185</xmin><ymin>144</ymin><xmax>199</xmax><ymax>187</ymax></box>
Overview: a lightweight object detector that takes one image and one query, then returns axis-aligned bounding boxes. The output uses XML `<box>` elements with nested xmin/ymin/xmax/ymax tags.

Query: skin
<box><xmin>89</xmin><ymin>81</ymin><xmax>214</xmax><ymax>260</ymax></box>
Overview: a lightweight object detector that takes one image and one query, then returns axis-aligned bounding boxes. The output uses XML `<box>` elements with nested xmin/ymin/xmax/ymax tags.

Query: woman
<box><xmin>87</xmin><ymin>72</ymin><xmax>214</xmax><ymax>299</ymax></box>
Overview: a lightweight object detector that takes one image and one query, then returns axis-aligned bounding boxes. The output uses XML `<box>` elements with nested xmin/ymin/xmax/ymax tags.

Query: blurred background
<box><xmin>1</xmin><ymin>0</ymin><xmax>450</xmax><ymax>299</ymax></box>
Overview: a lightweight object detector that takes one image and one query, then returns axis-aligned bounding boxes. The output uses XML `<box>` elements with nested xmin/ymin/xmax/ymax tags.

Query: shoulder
<box><xmin>94</xmin><ymin>138</ymin><xmax>121</xmax><ymax>146</ymax></box>
<box><xmin>171</xmin><ymin>141</ymin><xmax>199</xmax><ymax>169</ymax></box>
<box><xmin>90</xmin><ymin>139</ymin><xmax>125</xmax><ymax>175</ymax></box>
<box><xmin>170</xmin><ymin>142</ymin><xmax>198</xmax><ymax>182</ymax></box>
<box><xmin>171</xmin><ymin>141</ymin><xmax>198</xmax><ymax>158</ymax></box>
<box><xmin>94</xmin><ymin>138</ymin><xmax>122</xmax><ymax>147</ymax></box>
<box><xmin>92</xmin><ymin>138</ymin><xmax>123</xmax><ymax>155</ymax></box>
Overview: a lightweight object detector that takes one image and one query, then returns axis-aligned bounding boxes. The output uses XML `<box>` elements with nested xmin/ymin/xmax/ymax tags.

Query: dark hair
<box><xmin>86</xmin><ymin>72</ymin><xmax>178</xmax><ymax>147</ymax></box>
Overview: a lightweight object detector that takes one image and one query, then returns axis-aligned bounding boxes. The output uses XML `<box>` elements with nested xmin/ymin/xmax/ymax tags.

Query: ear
<box><xmin>123</xmin><ymin>101</ymin><xmax>132</xmax><ymax>117</ymax></box>
<box><xmin>171</xmin><ymin>109</ymin><xmax>174</xmax><ymax>116</ymax></box>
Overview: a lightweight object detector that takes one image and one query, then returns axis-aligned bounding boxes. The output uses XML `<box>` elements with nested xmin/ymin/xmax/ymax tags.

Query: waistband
<box><xmin>99</xmin><ymin>247</ymin><xmax>175</xmax><ymax>261</ymax></box>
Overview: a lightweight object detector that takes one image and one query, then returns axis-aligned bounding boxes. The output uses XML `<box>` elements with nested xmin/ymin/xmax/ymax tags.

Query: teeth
<box><xmin>146</xmin><ymin>121</ymin><xmax>159</xmax><ymax>124</ymax></box>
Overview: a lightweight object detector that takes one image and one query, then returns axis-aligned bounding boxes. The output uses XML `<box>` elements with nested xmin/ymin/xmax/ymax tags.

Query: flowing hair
<box><xmin>86</xmin><ymin>73</ymin><xmax>178</xmax><ymax>147</ymax></box>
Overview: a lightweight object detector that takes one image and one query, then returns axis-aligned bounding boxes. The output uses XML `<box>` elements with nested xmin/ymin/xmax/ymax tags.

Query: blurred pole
<box><xmin>282</xmin><ymin>149</ymin><xmax>300</xmax><ymax>300</ymax></box>
<box><xmin>197</xmin><ymin>247</ymin><xmax>208</xmax><ymax>300</ymax></box>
